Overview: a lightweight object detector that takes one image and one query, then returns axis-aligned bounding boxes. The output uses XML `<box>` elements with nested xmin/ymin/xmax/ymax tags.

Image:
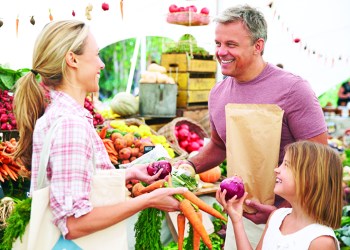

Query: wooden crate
<box><xmin>139</xmin><ymin>83</ymin><xmax>178</xmax><ymax>118</ymax></box>
<box><xmin>161</xmin><ymin>53</ymin><xmax>217</xmax><ymax>72</ymax></box>
<box><xmin>177</xmin><ymin>90</ymin><xmax>210</xmax><ymax>108</ymax></box>
<box><xmin>168</xmin><ymin>72</ymin><xmax>216</xmax><ymax>90</ymax></box>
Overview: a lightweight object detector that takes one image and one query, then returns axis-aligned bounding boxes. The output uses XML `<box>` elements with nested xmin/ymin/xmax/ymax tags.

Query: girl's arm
<box><xmin>255</xmin><ymin>212</ymin><xmax>274</xmax><ymax>250</ymax></box>
<box><xmin>216</xmin><ymin>190</ymin><xmax>253</xmax><ymax>250</ymax></box>
<box><xmin>309</xmin><ymin>235</ymin><xmax>338</xmax><ymax>250</ymax></box>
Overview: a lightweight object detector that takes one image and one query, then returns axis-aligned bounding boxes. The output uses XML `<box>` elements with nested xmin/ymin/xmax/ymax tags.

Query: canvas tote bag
<box><xmin>225</xmin><ymin>104</ymin><xmax>284</xmax><ymax>214</ymax></box>
<box><xmin>13</xmin><ymin>118</ymin><xmax>128</xmax><ymax>250</ymax></box>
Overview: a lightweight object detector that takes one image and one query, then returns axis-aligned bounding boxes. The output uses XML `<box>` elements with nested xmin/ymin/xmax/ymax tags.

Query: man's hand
<box><xmin>243</xmin><ymin>199</ymin><xmax>277</xmax><ymax>224</ymax></box>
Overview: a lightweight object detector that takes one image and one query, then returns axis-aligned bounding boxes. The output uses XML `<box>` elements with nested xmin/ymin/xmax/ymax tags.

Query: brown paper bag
<box><xmin>225</xmin><ymin>104</ymin><xmax>284</xmax><ymax>214</ymax></box>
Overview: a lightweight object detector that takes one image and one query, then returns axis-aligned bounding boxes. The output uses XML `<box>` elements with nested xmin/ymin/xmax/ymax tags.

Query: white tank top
<box><xmin>262</xmin><ymin>208</ymin><xmax>340</xmax><ymax>250</ymax></box>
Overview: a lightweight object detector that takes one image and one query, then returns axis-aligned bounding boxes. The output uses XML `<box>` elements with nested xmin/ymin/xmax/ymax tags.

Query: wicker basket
<box><xmin>157</xmin><ymin>117</ymin><xmax>209</xmax><ymax>157</ymax></box>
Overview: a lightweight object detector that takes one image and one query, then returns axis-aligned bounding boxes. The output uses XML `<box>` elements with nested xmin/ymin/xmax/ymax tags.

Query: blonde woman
<box><xmin>13</xmin><ymin>20</ymin><xmax>186</xmax><ymax>243</ymax></box>
<box><xmin>216</xmin><ymin>141</ymin><xmax>342</xmax><ymax>250</ymax></box>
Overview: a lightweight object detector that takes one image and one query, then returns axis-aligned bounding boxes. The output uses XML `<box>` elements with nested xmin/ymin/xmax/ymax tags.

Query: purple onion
<box><xmin>220</xmin><ymin>176</ymin><xmax>245</xmax><ymax>200</ymax></box>
<box><xmin>147</xmin><ymin>160</ymin><xmax>172</xmax><ymax>180</ymax></box>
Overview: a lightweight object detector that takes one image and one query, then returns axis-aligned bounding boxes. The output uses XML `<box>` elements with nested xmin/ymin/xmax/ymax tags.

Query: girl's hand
<box><xmin>216</xmin><ymin>189</ymin><xmax>248</xmax><ymax>224</ymax></box>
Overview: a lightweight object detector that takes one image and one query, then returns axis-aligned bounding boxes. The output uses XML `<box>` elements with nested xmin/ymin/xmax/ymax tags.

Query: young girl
<box><xmin>216</xmin><ymin>141</ymin><xmax>342</xmax><ymax>249</ymax></box>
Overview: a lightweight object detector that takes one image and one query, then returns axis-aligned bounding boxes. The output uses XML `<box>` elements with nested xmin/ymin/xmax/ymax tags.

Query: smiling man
<box><xmin>178</xmin><ymin>4</ymin><xmax>328</xmax><ymax>249</ymax></box>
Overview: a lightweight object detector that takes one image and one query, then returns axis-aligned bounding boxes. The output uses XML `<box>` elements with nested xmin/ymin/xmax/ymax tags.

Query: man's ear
<box><xmin>66</xmin><ymin>51</ymin><xmax>78</xmax><ymax>68</ymax></box>
<box><xmin>254</xmin><ymin>38</ymin><xmax>265</xmax><ymax>55</ymax></box>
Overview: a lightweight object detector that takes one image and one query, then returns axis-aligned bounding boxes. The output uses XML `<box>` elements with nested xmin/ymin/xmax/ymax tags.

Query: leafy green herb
<box><xmin>0</xmin><ymin>67</ymin><xmax>31</xmax><ymax>90</ymax></box>
<box><xmin>1</xmin><ymin>198</ymin><xmax>31</xmax><ymax>250</ymax></box>
<box><xmin>171</xmin><ymin>171</ymin><xmax>198</xmax><ymax>192</ymax></box>
<box><xmin>134</xmin><ymin>208</ymin><xmax>164</xmax><ymax>250</ymax></box>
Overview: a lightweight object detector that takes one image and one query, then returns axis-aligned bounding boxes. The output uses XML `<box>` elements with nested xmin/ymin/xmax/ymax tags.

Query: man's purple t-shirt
<box><xmin>209</xmin><ymin>63</ymin><xmax>327</xmax><ymax>164</ymax></box>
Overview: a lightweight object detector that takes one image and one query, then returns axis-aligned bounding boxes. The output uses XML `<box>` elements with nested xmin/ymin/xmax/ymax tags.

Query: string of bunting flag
<box><xmin>0</xmin><ymin>1</ymin><xmax>123</xmax><ymax>35</ymax></box>
<box><xmin>267</xmin><ymin>0</ymin><xmax>349</xmax><ymax>67</ymax></box>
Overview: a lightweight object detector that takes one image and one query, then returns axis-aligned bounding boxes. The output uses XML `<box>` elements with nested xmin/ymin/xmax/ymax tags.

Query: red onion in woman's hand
<box><xmin>147</xmin><ymin>160</ymin><xmax>172</xmax><ymax>180</ymax></box>
<box><xmin>220</xmin><ymin>175</ymin><xmax>245</xmax><ymax>201</ymax></box>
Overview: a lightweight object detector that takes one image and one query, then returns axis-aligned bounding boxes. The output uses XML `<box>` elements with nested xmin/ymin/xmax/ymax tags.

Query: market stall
<box><xmin>1</xmin><ymin>0</ymin><xmax>350</xmax><ymax>249</ymax></box>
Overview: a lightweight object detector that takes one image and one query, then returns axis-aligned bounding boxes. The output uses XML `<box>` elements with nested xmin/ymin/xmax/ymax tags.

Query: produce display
<box><xmin>166</xmin><ymin>4</ymin><xmax>210</xmax><ymax>26</ymax></box>
<box><xmin>0</xmin><ymin>90</ymin><xmax>16</xmax><ymax>131</ymax></box>
<box><xmin>198</xmin><ymin>166</ymin><xmax>221</xmax><ymax>183</ymax></box>
<box><xmin>84</xmin><ymin>95</ymin><xmax>105</xmax><ymax>127</ymax></box>
<box><xmin>163</xmin><ymin>34</ymin><xmax>211</xmax><ymax>58</ymax></box>
<box><xmin>101</xmin><ymin>119</ymin><xmax>176</xmax><ymax>166</ymax></box>
<box><xmin>175</xmin><ymin>123</ymin><xmax>204</xmax><ymax>153</ymax></box>
<box><xmin>0</xmin><ymin>138</ymin><xmax>29</xmax><ymax>183</ymax></box>
<box><xmin>132</xmin><ymin>162</ymin><xmax>227</xmax><ymax>250</ymax></box>
<box><xmin>109</xmin><ymin>92</ymin><xmax>139</xmax><ymax>117</ymax></box>
<box><xmin>139</xmin><ymin>63</ymin><xmax>175</xmax><ymax>84</ymax></box>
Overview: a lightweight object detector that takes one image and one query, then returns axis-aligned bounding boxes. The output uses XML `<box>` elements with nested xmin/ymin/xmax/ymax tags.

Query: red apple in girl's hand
<box><xmin>102</xmin><ymin>3</ymin><xmax>109</xmax><ymax>11</ymax></box>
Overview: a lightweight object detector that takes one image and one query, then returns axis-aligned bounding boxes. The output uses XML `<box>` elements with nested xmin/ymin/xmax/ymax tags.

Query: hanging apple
<box><xmin>188</xmin><ymin>5</ymin><xmax>197</xmax><ymax>13</ymax></box>
<box><xmin>200</xmin><ymin>7</ymin><xmax>209</xmax><ymax>15</ymax></box>
<box><xmin>72</xmin><ymin>10</ymin><xmax>76</xmax><ymax>17</ymax></box>
<box><xmin>293</xmin><ymin>38</ymin><xmax>301</xmax><ymax>43</ymax></box>
<box><xmin>169</xmin><ymin>4</ymin><xmax>178</xmax><ymax>13</ymax></box>
<box><xmin>102</xmin><ymin>2</ymin><xmax>109</xmax><ymax>11</ymax></box>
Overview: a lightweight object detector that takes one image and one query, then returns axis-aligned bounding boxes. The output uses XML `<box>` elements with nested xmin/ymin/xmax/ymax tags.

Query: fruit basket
<box><xmin>166</xmin><ymin>4</ymin><xmax>211</xmax><ymax>26</ymax></box>
<box><xmin>166</xmin><ymin>12</ymin><xmax>210</xmax><ymax>26</ymax></box>
<box><xmin>157</xmin><ymin>117</ymin><xmax>209</xmax><ymax>156</ymax></box>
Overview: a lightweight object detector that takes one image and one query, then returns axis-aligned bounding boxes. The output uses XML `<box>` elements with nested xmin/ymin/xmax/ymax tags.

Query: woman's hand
<box><xmin>216</xmin><ymin>189</ymin><xmax>248</xmax><ymax>224</ymax></box>
<box><xmin>146</xmin><ymin>187</ymin><xmax>188</xmax><ymax>212</ymax></box>
<box><xmin>125</xmin><ymin>163</ymin><xmax>163</xmax><ymax>184</ymax></box>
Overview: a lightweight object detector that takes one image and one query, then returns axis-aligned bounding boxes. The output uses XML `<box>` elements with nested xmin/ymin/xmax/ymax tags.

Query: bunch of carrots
<box><xmin>98</xmin><ymin>126</ymin><xmax>119</xmax><ymax>164</ymax></box>
<box><xmin>132</xmin><ymin>179</ymin><xmax>227</xmax><ymax>250</ymax></box>
<box><xmin>0</xmin><ymin>138</ymin><xmax>28</xmax><ymax>182</ymax></box>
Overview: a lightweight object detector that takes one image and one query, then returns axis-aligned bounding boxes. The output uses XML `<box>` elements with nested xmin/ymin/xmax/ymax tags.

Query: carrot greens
<box><xmin>134</xmin><ymin>208</ymin><xmax>165</xmax><ymax>250</ymax></box>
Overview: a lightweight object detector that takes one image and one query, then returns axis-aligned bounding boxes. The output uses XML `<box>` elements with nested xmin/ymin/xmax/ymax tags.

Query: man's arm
<box><xmin>305</xmin><ymin>131</ymin><xmax>328</xmax><ymax>145</ymax></box>
<box><xmin>188</xmin><ymin>128</ymin><xmax>226</xmax><ymax>174</ymax></box>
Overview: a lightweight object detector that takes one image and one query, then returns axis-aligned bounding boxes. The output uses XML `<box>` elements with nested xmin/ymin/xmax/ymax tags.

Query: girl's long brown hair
<box><xmin>286</xmin><ymin>141</ymin><xmax>343</xmax><ymax>228</ymax></box>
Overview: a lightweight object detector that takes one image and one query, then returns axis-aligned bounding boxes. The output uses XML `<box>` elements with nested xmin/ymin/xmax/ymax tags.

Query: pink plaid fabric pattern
<box><xmin>31</xmin><ymin>90</ymin><xmax>114</xmax><ymax>236</ymax></box>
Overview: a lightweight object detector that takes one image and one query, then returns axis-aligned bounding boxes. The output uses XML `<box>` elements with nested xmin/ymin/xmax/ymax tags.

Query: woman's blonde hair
<box><xmin>13</xmin><ymin>20</ymin><xmax>89</xmax><ymax>168</ymax></box>
<box><xmin>285</xmin><ymin>141</ymin><xmax>343</xmax><ymax>228</ymax></box>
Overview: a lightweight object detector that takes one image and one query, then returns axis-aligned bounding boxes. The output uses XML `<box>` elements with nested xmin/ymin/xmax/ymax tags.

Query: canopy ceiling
<box><xmin>0</xmin><ymin>0</ymin><xmax>349</xmax><ymax>96</ymax></box>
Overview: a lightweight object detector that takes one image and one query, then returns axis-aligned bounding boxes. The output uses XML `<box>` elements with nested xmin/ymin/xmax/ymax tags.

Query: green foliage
<box><xmin>99</xmin><ymin>36</ymin><xmax>174</xmax><ymax>100</ymax></box>
<box><xmin>318</xmin><ymin>78</ymin><xmax>350</xmax><ymax>107</ymax></box>
<box><xmin>1</xmin><ymin>198</ymin><xmax>31</xmax><ymax>250</ymax></box>
<box><xmin>1</xmin><ymin>178</ymin><xmax>30</xmax><ymax>200</ymax></box>
<box><xmin>134</xmin><ymin>208</ymin><xmax>165</xmax><ymax>250</ymax></box>
<box><xmin>318</xmin><ymin>82</ymin><xmax>343</xmax><ymax>107</ymax></box>
<box><xmin>212</xmin><ymin>202</ymin><xmax>227</xmax><ymax>232</ymax></box>
<box><xmin>219</xmin><ymin>159</ymin><xmax>227</xmax><ymax>177</ymax></box>
<box><xmin>343</xmin><ymin>149</ymin><xmax>350</xmax><ymax>167</ymax></box>
<box><xmin>171</xmin><ymin>171</ymin><xmax>198</xmax><ymax>192</ymax></box>
<box><xmin>0</xmin><ymin>67</ymin><xmax>30</xmax><ymax>90</ymax></box>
